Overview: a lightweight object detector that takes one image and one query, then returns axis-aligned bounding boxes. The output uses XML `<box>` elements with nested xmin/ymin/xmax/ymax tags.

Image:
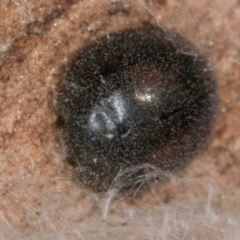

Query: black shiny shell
<box><xmin>57</xmin><ymin>27</ymin><xmax>217</xmax><ymax>191</ymax></box>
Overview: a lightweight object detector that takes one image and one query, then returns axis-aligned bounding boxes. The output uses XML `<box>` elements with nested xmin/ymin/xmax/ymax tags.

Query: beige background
<box><xmin>0</xmin><ymin>0</ymin><xmax>240</xmax><ymax>239</ymax></box>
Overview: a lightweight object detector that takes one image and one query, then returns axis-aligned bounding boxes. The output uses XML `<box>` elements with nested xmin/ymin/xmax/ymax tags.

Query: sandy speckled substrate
<box><xmin>0</xmin><ymin>0</ymin><xmax>240</xmax><ymax>239</ymax></box>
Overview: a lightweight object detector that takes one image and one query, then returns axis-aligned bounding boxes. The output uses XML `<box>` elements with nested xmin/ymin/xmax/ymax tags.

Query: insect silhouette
<box><xmin>57</xmin><ymin>27</ymin><xmax>217</xmax><ymax>191</ymax></box>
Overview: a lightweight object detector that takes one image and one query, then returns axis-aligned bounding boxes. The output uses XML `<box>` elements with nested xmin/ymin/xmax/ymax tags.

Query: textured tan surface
<box><xmin>0</xmin><ymin>0</ymin><xmax>240</xmax><ymax>239</ymax></box>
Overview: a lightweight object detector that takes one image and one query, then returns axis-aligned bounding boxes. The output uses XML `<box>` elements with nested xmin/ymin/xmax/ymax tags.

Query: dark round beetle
<box><xmin>57</xmin><ymin>27</ymin><xmax>217</xmax><ymax>192</ymax></box>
